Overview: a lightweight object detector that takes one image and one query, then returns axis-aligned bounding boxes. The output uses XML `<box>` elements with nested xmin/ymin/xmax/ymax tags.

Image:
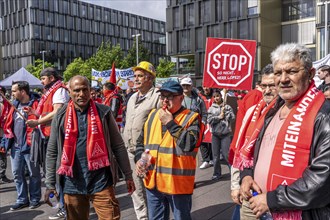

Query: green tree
<box><xmin>87</xmin><ymin>42</ymin><xmax>125</xmax><ymax>70</ymax></box>
<box><xmin>123</xmin><ymin>38</ymin><xmax>151</xmax><ymax>68</ymax></box>
<box><xmin>25</xmin><ymin>59</ymin><xmax>53</xmax><ymax>79</ymax></box>
<box><xmin>63</xmin><ymin>57</ymin><xmax>91</xmax><ymax>81</ymax></box>
<box><xmin>156</xmin><ymin>58</ymin><xmax>176</xmax><ymax>78</ymax></box>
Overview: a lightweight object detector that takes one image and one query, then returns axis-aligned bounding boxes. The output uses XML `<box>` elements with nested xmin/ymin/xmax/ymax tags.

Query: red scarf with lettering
<box><xmin>239</xmin><ymin>82</ymin><xmax>325</xmax><ymax>220</ymax></box>
<box><xmin>36</xmin><ymin>80</ymin><xmax>64</xmax><ymax>115</ymax></box>
<box><xmin>57</xmin><ymin>100</ymin><xmax>110</xmax><ymax>177</ymax></box>
<box><xmin>232</xmin><ymin>99</ymin><xmax>267</xmax><ymax>168</ymax></box>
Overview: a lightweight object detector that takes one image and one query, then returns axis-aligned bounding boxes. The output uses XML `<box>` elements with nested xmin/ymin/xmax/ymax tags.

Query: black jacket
<box><xmin>241</xmin><ymin>97</ymin><xmax>330</xmax><ymax>220</ymax></box>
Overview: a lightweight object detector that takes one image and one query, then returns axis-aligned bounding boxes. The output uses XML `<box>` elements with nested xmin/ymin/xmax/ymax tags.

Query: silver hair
<box><xmin>270</xmin><ymin>43</ymin><xmax>313</xmax><ymax>71</ymax></box>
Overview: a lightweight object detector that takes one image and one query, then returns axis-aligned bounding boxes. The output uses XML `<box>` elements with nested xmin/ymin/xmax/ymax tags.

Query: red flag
<box><xmin>109</xmin><ymin>62</ymin><xmax>116</xmax><ymax>84</ymax></box>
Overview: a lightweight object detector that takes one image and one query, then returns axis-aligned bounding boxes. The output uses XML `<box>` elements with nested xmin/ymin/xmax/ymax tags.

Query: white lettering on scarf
<box><xmin>281</xmin><ymin>87</ymin><xmax>318</xmax><ymax>167</ymax></box>
<box><xmin>65</xmin><ymin>105</ymin><xmax>72</xmax><ymax>139</ymax></box>
<box><xmin>251</xmin><ymin>102</ymin><xmax>261</xmax><ymax>122</ymax></box>
<box><xmin>90</xmin><ymin>106</ymin><xmax>98</xmax><ymax>135</ymax></box>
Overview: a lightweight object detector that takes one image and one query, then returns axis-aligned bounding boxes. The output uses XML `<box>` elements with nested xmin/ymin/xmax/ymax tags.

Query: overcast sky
<box><xmin>82</xmin><ymin>0</ymin><xmax>166</xmax><ymax>21</ymax></box>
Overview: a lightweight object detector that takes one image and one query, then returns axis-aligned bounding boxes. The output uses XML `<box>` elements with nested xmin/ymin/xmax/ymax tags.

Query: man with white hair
<box><xmin>240</xmin><ymin>43</ymin><xmax>330</xmax><ymax>219</ymax></box>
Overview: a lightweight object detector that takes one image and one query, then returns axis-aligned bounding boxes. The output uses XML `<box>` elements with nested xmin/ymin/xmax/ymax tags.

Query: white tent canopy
<box><xmin>0</xmin><ymin>67</ymin><xmax>43</xmax><ymax>88</ymax></box>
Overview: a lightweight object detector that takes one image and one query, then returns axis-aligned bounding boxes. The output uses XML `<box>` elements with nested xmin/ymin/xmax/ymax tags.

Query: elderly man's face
<box><xmin>260</xmin><ymin>73</ymin><xmax>277</xmax><ymax>104</ymax></box>
<box><xmin>274</xmin><ymin>59</ymin><xmax>312</xmax><ymax>104</ymax></box>
<box><xmin>133</xmin><ymin>70</ymin><xmax>152</xmax><ymax>90</ymax></box>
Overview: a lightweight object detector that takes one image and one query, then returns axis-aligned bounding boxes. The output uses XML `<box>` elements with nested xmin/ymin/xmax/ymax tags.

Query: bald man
<box><xmin>44</xmin><ymin>76</ymin><xmax>135</xmax><ymax>220</ymax></box>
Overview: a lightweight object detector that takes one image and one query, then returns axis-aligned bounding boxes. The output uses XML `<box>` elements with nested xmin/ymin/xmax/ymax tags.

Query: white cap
<box><xmin>180</xmin><ymin>77</ymin><xmax>192</xmax><ymax>85</ymax></box>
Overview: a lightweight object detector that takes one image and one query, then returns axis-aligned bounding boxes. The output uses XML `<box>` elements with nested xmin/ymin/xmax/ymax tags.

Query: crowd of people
<box><xmin>0</xmin><ymin>42</ymin><xmax>329</xmax><ymax>220</ymax></box>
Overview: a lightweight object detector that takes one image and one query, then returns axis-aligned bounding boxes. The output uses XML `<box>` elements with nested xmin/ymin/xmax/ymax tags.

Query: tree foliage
<box><xmin>123</xmin><ymin>38</ymin><xmax>151</xmax><ymax>68</ymax></box>
<box><xmin>87</xmin><ymin>42</ymin><xmax>125</xmax><ymax>70</ymax></box>
<box><xmin>63</xmin><ymin>57</ymin><xmax>91</xmax><ymax>81</ymax></box>
<box><xmin>156</xmin><ymin>58</ymin><xmax>176</xmax><ymax>78</ymax></box>
<box><xmin>25</xmin><ymin>59</ymin><xmax>54</xmax><ymax>79</ymax></box>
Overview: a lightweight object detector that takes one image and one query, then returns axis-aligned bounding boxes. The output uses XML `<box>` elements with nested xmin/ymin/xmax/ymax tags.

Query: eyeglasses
<box><xmin>159</xmin><ymin>94</ymin><xmax>180</xmax><ymax>100</ymax></box>
<box><xmin>274</xmin><ymin>67</ymin><xmax>305</xmax><ymax>76</ymax></box>
<box><xmin>260</xmin><ymin>83</ymin><xmax>276</xmax><ymax>90</ymax></box>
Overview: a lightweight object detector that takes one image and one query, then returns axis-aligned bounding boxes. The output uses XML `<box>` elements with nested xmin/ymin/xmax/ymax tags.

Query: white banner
<box><xmin>91</xmin><ymin>68</ymin><xmax>135</xmax><ymax>90</ymax></box>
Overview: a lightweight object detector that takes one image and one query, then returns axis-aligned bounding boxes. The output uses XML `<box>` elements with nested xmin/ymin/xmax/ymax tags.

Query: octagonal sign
<box><xmin>203</xmin><ymin>38</ymin><xmax>257</xmax><ymax>90</ymax></box>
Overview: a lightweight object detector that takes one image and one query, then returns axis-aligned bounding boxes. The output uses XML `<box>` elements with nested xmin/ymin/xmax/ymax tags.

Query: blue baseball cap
<box><xmin>157</xmin><ymin>80</ymin><xmax>183</xmax><ymax>94</ymax></box>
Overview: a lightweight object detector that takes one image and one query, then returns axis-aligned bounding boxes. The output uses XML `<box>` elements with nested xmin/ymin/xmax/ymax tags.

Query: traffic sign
<box><xmin>203</xmin><ymin>38</ymin><xmax>257</xmax><ymax>90</ymax></box>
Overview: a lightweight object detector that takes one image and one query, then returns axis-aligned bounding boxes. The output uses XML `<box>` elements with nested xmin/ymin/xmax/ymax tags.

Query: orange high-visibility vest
<box><xmin>143</xmin><ymin>108</ymin><xmax>202</xmax><ymax>195</ymax></box>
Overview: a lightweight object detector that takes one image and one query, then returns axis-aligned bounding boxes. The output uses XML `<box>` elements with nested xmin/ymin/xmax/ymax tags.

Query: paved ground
<box><xmin>0</xmin><ymin>154</ymin><xmax>235</xmax><ymax>220</ymax></box>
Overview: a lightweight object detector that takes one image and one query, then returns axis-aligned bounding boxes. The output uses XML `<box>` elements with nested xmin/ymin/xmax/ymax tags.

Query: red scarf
<box><xmin>57</xmin><ymin>100</ymin><xmax>110</xmax><ymax>177</ymax></box>
<box><xmin>238</xmin><ymin>82</ymin><xmax>324</xmax><ymax>220</ymax></box>
<box><xmin>36</xmin><ymin>80</ymin><xmax>63</xmax><ymax>115</ymax></box>
<box><xmin>3</xmin><ymin>107</ymin><xmax>16</xmax><ymax>139</ymax></box>
<box><xmin>232</xmin><ymin>99</ymin><xmax>267</xmax><ymax>168</ymax></box>
<box><xmin>103</xmin><ymin>89</ymin><xmax>117</xmax><ymax>106</ymax></box>
<box><xmin>0</xmin><ymin>99</ymin><xmax>10</xmax><ymax>128</ymax></box>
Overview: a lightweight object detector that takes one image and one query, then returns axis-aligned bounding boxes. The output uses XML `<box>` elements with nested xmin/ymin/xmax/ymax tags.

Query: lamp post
<box><xmin>132</xmin><ymin>34</ymin><xmax>141</xmax><ymax>65</ymax></box>
<box><xmin>40</xmin><ymin>50</ymin><xmax>47</xmax><ymax>70</ymax></box>
<box><xmin>318</xmin><ymin>1</ymin><xmax>330</xmax><ymax>56</ymax></box>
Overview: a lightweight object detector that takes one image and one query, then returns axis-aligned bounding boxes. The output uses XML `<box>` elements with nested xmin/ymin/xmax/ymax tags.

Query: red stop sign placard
<box><xmin>203</xmin><ymin>38</ymin><xmax>257</xmax><ymax>90</ymax></box>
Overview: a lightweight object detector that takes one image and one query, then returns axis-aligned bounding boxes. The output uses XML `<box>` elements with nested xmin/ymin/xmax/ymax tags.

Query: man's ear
<box><xmin>309</xmin><ymin>68</ymin><xmax>316</xmax><ymax>81</ymax></box>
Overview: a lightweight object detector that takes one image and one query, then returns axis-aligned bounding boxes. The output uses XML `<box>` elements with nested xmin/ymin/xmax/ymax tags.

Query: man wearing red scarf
<box><xmin>25</xmin><ymin>67</ymin><xmax>69</xmax><ymax>219</ymax></box>
<box><xmin>44</xmin><ymin>75</ymin><xmax>135</xmax><ymax>220</ymax></box>
<box><xmin>102</xmin><ymin>82</ymin><xmax>123</xmax><ymax>129</ymax></box>
<box><xmin>240</xmin><ymin>43</ymin><xmax>330</xmax><ymax>220</ymax></box>
<box><xmin>230</xmin><ymin>64</ymin><xmax>277</xmax><ymax>219</ymax></box>
<box><xmin>4</xmin><ymin>81</ymin><xmax>41</xmax><ymax>210</ymax></box>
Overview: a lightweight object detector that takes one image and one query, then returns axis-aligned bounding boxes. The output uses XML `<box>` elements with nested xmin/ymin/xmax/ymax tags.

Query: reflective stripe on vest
<box><xmin>143</xmin><ymin>108</ymin><xmax>201</xmax><ymax>195</ymax></box>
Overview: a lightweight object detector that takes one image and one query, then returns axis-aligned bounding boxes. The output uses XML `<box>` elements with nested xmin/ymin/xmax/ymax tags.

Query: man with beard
<box><xmin>26</xmin><ymin>67</ymin><xmax>69</xmax><ymax>219</ymax></box>
<box><xmin>123</xmin><ymin>61</ymin><xmax>160</xmax><ymax>220</ymax></box>
<box><xmin>4</xmin><ymin>81</ymin><xmax>41</xmax><ymax>210</ymax></box>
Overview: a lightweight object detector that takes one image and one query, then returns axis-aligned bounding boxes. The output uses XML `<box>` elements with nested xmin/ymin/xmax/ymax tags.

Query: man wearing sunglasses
<box><xmin>134</xmin><ymin>80</ymin><xmax>203</xmax><ymax>220</ymax></box>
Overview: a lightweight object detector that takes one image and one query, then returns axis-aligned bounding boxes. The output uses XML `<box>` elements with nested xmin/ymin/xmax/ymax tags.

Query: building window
<box><xmin>173</xmin><ymin>7</ymin><xmax>179</xmax><ymax>28</ymax></box>
<box><xmin>200</xmin><ymin>0</ymin><xmax>210</xmax><ymax>24</ymax></box>
<box><xmin>216</xmin><ymin>0</ymin><xmax>222</xmax><ymax>21</ymax></box>
<box><xmin>131</xmin><ymin>16</ymin><xmax>136</xmax><ymax>28</ymax></box>
<box><xmin>229</xmin><ymin>0</ymin><xmax>238</xmax><ymax>18</ymax></box>
<box><xmin>238</xmin><ymin>20</ymin><xmax>248</xmax><ymax>39</ymax></box>
<box><xmin>248</xmin><ymin>0</ymin><xmax>258</xmax><ymax>15</ymax></box>
<box><xmin>180</xmin><ymin>30</ymin><xmax>190</xmax><ymax>52</ymax></box>
<box><xmin>81</xmin><ymin>5</ymin><xmax>87</xmax><ymax>17</ymax></box>
<box><xmin>248</xmin><ymin>18</ymin><xmax>258</xmax><ymax>41</ymax></box>
<box><xmin>196</xmin><ymin>28</ymin><xmax>203</xmax><ymax>50</ymax></box>
<box><xmin>282</xmin><ymin>0</ymin><xmax>315</xmax><ymax>21</ymax></box>
<box><xmin>282</xmin><ymin>21</ymin><xmax>315</xmax><ymax>45</ymax></box>
<box><xmin>111</xmin><ymin>11</ymin><xmax>117</xmax><ymax>24</ymax></box>
<box><xmin>184</xmin><ymin>4</ymin><xmax>194</xmax><ymax>27</ymax></box>
<box><xmin>72</xmin><ymin>3</ymin><xmax>78</xmax><ymax>16</ymax></box>
<box><xmin>95</xmin><ymin>8</ymin><xmax>101</xmax><ymax>21</ymax></box>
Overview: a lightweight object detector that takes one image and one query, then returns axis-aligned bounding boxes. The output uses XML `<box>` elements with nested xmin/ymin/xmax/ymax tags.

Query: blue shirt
<box><xmin>63</xmin><ymin>108</ymin><xmax>112</xmax><ymax>194</ymax></box>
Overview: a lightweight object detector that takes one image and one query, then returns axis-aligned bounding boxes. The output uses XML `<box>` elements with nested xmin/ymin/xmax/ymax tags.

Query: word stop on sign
<box><xmin>212</xmin><ymin>53</ymin><xmax>247</xmax><ymax>71</ymax></box>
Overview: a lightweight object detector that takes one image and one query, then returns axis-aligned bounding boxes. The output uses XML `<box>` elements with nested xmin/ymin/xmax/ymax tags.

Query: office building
<box><xmin>0</xmin><ymin>0</ymin><xmax>166</xmax><ymax>77</ymax></box>
<box><xmin>166</xmin><ymin>0</ymin><xmax>328</xmax><ymax>83</ymax></box>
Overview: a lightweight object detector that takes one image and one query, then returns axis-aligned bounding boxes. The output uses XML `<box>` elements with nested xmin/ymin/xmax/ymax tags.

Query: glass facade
<box><xmin>166</xmin><ymin>0</ymin><xmax>262</xmax><ymax>77</ymax></box>
<box><xmin>166</xmin><ymin>0</ymin><xmax>321</xmax><ymax>79</ymax></box>
<box><xmin>0</xmin><ymin>0</ymin><xmax>166</xmax><ymax>76</ymax></box>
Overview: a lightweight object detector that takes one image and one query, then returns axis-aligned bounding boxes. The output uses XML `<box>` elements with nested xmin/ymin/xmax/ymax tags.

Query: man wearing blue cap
<box><xmin>134</xmin><ymin>80</ymin><xmax>203</xmax><ymax>220</ymax></box>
